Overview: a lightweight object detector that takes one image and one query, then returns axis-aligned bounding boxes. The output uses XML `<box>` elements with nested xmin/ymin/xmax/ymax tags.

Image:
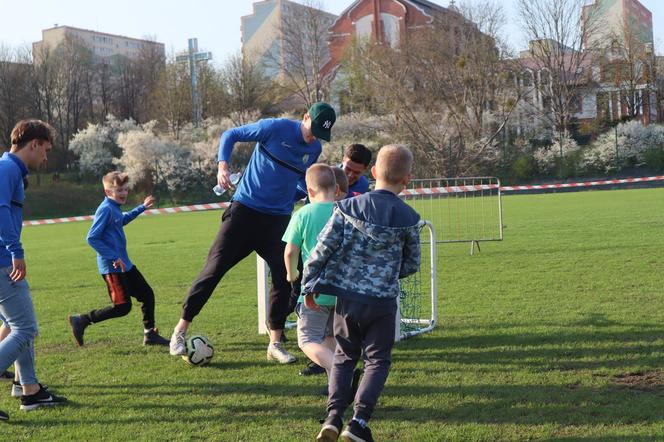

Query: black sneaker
<box><xmin>0</xmin><ymin>370</ymin><xmax>14</xmax><ymax>381</ymax></box>
<box><xmin>349</xmin><ymin>368</ymin><xmax>363</xmax><ymax>405</ymax></box>
<box><xmin>317</xmin><ymin>415</ymin><xmax>343</xmax><ymax>442</ymax></box>
<box><xmin>68</xmin><ymin>314</ymin><xmax>89</xmax><ymax>346</ymax></box>
<box><xmin>143</xmin><ymin>328</ymin><xmax>169</xmax><ymax>346</ymax></box>
<box><xmin>341</xmin><ymin>420</ymin><xmax>373</xmax><ymax>442</ymax></box>
<box><xmin>20</xmin><ymin>385</ymin><xmax>67</xmax><ymax>411</ymax></box>
<box><xmin>0</xmin><ymin>409</ymin><xmax>7</xmax><ymax>421</ymax></box>
<box><xmin>300</xmin><ymin>360</ymin><xmax>326</xmax><ymax>376</ymax></box>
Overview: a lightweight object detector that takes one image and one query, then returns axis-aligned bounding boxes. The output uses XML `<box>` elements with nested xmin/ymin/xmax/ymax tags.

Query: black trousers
<box><xmin>182</xmin><ymin>202</ymin><xmax>292</xmax><ymax>330</ymax></box>
<box><xmin>327</xmin><ymin>297</ymin><xmax>397</xmax><ymax>422</ymax></box>
<box><xmin>86</xmin><ymin>266</ymin><xmax>156</xmax><ymax>330</ymax></box>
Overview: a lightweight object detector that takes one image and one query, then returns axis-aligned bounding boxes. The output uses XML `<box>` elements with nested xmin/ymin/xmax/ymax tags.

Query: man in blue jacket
<box><xmin>341</xmin><ymin>144</ymin><xmax>371</xmax><ymax>198</ymax></box>
<box><xmin>0</xmin><ymin>120</ymin><xmax>67</xmax><ymax>421</ymax></box>
<box><xmin>169</xmin><ymin>103</ymin><xmax>336</xmax><ymax>364</ymax></box>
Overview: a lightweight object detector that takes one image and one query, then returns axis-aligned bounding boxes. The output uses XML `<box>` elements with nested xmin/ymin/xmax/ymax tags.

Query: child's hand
<box><xmin>112</xmin><ymin>258</ymin><xmax>126</xmax><ymax>272</ymax></box>
<box><xmin>304</xmin><ymin>293</ymin><xmax>320</xmax><ymax>312</ymax></box>
<box><xmin>286</xmin><ymin>269</ymin><xmax>299</xmax><ymax>283</ymax></box>
<box><xmin>10</xmin><ymin>257</ymin><xmax>26</xmax><ymax>282</ymax></box>
<box><xmin>143</xmin><ymin>195</ymin><xmax>155</xmax><ymax>209</ymax></box>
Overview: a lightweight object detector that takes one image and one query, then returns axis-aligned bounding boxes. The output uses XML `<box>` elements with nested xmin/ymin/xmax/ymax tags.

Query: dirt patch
<box><xmin>612</xmin><ymin>371</ymin><xmax>664</xmax><ymax>392</ymax></box>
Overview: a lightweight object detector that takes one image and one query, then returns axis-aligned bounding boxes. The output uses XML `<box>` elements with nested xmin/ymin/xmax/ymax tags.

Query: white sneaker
<box><xmin>267</xmin><ymin>342</ymin><xmax>296</xmax><ymax>364</ymax></box>
<box><xmin>169</xmin><ymin>330</ymin><xmax>187</xmax><ymax>356</ymax></box>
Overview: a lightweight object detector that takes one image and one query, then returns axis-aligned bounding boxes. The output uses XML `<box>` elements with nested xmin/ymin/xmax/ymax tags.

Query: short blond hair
<box><xmin>102</xmin><ymin>171</ymin><xmax>129</xmax><ymax>190</ymax></box>
<box><xmin>375</xmin><ymin>144</ymin><xmax>413</xmax><ymax>184</ymax></box>
<box><xmin>331</xmin><ymin>167</ymin><xmax>349</xmax><ymax>195</ymax></box>
<box><xmin>305</xmin><ymin>163</ymin><xmax>336</xmax><ymax>193</ymax></box>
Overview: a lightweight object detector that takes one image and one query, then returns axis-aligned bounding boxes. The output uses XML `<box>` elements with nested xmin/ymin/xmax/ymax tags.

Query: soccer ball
<box><xmin>182</xmin><ymin>335</ymin><xmax>214</xmax><ymax>366</ymax></box>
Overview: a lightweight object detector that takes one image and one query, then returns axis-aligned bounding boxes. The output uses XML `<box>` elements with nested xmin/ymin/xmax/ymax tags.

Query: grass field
<box><xmin>2</xmin><ymin>188</ymin><xmax>664</xmax><ymax>441</ymax></box>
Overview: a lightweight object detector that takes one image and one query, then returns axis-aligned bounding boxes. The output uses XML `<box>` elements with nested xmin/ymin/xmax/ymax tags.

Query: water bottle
<box><xmin>212</xmin><ymin>172</ymin><xmax>242</xmax><ymax>196</ymax></box>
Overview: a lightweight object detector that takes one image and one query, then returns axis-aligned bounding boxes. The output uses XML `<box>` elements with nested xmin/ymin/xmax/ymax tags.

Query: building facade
<box><xmin>33</xmin><ymin>26</ymin><xmax>165</xmax><ymax>62</ymax></box>
<box><xmin>241</xmin><ymin>0</ymin><xmax>337</xmax><ymax>79</ymax></box>
<box><xmin>321</xmin><ymin>0</ymin><xmax>471</xmax><ymax>78</ymax></box>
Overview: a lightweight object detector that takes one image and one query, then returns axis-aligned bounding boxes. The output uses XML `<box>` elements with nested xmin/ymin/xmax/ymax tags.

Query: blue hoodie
<box><xmin>218</xmin><ymin>118</ymin><xmax>321</xmax><ymax>215</ymax></box>
<box><xmin>0</xmin><ymin>152</ymin><xmax>28</xmax><ymax>268</ymax></box>
<box><xmin>87</xmin><ymin>198</ymin><xmax>145</xmax><ymax>274</ymax></box>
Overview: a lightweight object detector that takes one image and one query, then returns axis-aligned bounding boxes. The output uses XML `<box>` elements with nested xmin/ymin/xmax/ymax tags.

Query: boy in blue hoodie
<box><xmin>68</xmin><ymin>172</ymin><xmax>169</xmax><ymax>347</ymax></box>
<box><xmin>303</xmin><ymin>145</ymin><xmax>421</xmax><ymax>442</ymax></box>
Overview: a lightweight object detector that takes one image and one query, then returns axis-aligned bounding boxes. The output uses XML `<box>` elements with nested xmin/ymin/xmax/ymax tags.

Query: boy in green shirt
<box><xmin>283</xmin><ymin>164</ymin><xmax>345</xmax><ymax>378</ymax></box>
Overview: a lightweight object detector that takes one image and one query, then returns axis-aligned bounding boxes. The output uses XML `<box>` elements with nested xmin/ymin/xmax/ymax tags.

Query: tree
<box><xmin>222</xmin><ymin>52</ymin><xmax>272</xmax><ymax>125</ymax></box>
<box><xmin>267</xmin><ymin>0</ymin><xmax>336</xmax><ymax>107</ymax></box>
<box><xmin>516</xmin><ymin>0</ymin><xmax>602</xmax><ymax>179</ymax></box>
<box><xmin>0</xmin><ymin>45</ymin><xmax>34</xmax><ymax>149</ymax></box>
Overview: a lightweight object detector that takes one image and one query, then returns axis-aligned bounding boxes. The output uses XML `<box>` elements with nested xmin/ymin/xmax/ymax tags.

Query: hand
<box><xmin>143</xmin><ymin>195</ymin><xmax>155</xmax><ymax>209</ymax></box>
<box><xmin>304</xmin><ymin>293</ymin><xmax>320</xmax><ymax>312</ymax></box>
<box><xmin>217</xmin><ymin>161</ymin><xmax>231</xmax><ymax>190</ymax></box>
<box><xmin>10</xmin><ymin>258</ymin><xmax>26</xmax><ymax>282</ymax></box>
<box><xmin>112</xmin><ymin>258</ymin><xmax>126</xmax><ymax>272</ymax></box>
<box><xmin>286</xmin><ymin>269</ymin><xmax>300</xmax><ymax>283</ymax></box>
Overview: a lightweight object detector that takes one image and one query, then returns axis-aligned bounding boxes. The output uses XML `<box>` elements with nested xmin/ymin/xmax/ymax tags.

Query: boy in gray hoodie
<box><xmin>303</xmin><ymin>145</ymin><xmax>421</xmax><ymax>442</ymax></box>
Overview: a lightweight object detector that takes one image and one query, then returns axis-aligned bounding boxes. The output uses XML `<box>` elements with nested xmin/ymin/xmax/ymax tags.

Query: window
<box><xmin>355</xmin><ymin>15</ymin><xmax>373</xmax><ymax>41</ymax></box>
<box><xmin>380</xmin><ymin>13</ymin><xmax>400</xmax><ymax>48</ymax></box>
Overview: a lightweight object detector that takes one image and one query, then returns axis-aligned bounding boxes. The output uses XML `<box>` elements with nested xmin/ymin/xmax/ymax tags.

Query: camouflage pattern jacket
<box><xmin>302</xmin><ymin>189</ymin><xmax>422</xmax><ymax>305</ymax></box>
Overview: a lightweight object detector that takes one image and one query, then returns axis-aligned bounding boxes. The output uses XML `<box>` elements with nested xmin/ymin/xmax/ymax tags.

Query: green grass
<box><xmin>3</xmin><ymin>188</ymin><xmax>664</xmax><ymax>441</ymax></box>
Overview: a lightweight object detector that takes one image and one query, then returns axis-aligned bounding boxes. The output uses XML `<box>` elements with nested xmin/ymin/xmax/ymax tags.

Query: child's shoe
<box><xmin>68</xmin><ymin>314</ymin><xmax>90</xmax><ymax>346</ymax></box>
<box><xmin>20</xmin><ymin>385</ymin><xmax>67</xmax><ymax>411</ymax></box>
<box><xmin>317</xmin><ymin>414</ymin><xmax>343</xmax><ymax>442</ymax></box>
<box><xmin>143</xmin><ymin>328</ymin><xmax>169</xmax><ymax>346</ymax></box>
<box><xmin>0</xmin><ymin>409</ymin><xmax>7</xmax><ymax>421</ymax></box>
<box><xmin>266</xmin><ymin>342</ymin><xmax>296</xmax><ymax>364</ymax></box>
<box><xmin>0</xmin><ymin>370</ymin><xmax>14</xmax><ymax>380</ymax></box>
<box><xmin>341</xmin><ymin>420</ymin><xmax>373</xmax><ymax>442</ymax></box>
<box><xmin>169</xmin><ymin>330</ymin><xmax>187</xmax><ymax>356</ymax></box>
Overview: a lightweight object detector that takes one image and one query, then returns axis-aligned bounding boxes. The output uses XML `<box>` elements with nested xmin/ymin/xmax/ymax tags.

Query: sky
<box><xmin>1</xmin><ymin>0</ymin><xmax>664</xmax><ymax>64</ymax></box>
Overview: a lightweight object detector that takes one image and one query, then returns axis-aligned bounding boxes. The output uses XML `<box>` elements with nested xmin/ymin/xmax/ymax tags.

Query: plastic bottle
<box><xmin>212</xmin><ymin>172</ymin><xmax>242</xmax><ymax>196</ymax></box>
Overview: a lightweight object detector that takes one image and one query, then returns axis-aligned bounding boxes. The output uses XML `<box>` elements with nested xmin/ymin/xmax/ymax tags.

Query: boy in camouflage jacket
<box><xmin>303</xmin><ymin>145</ymin><xmax>421</xmax><ymax>442</ymax></box>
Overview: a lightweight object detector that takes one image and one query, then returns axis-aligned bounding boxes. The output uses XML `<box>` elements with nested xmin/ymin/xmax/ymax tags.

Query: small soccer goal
<box><xmin>256</xmin><ymin>220</ymin><xmax>438</xmax><ymax>342</ymax></box>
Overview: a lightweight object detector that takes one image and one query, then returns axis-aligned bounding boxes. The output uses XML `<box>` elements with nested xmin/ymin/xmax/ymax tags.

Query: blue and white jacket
<box><xmin>302</xmin><ymin>190</ymin><xmax>421</xmax><ymax>305</ymax></box>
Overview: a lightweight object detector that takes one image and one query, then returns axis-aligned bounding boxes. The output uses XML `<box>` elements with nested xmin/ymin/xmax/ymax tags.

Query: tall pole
<box><xmin>188</xmin><ymin>38</ymin><xmax>201</xmax><ymax>125</ymax></box>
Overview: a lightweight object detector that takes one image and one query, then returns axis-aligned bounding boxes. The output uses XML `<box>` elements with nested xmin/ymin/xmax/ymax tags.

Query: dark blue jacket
<box><xmin>218</xmin><ymin>118</ymin><xmax>321</xmax><ymax>215</ymax></box>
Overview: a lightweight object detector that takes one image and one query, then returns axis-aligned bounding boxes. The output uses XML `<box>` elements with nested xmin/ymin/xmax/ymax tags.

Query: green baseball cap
<box><xmin>308</xmin><ymin>102</ymin><xmax>336</xmax><ymax>142</ymax></box>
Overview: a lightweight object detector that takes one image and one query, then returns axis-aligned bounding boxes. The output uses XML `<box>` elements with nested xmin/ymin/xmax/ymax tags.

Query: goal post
<box><xmin>256</xmin><ymin>220</ymin><xmax>438</xmax><ymax>342</ymax></box>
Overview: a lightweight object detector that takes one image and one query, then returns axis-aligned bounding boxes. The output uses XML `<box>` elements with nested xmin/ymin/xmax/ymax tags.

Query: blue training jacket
<box><xmin>347</xmin><ymin>175</ymin><xmax>370</xmax><ymax>198</ymax></box>
<box><xmin>218</xmin><ymin>118</ymin><xmax>322</xmax><ymax>215</ymax></box>
<box><xmin>0</xmin><ymin>152</ymin><xmax>28</xmax><ymax>268</ymax></box>
<box><xmin>86</xmin><ymin>197</ymin><xmax>145</xmax><ymax>274</ymax></box>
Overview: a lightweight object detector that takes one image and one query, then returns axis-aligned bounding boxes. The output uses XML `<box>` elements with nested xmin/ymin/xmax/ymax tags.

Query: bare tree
<box><xmin>0</xmin><ymin>45</ymin><xmax>34</xmax><ymax>149</ymax></box>
<box><xmin>267</xmin><ymin>0</ymin><xmax>335</xmax><ymax>108</ymax></box>
<box><xmin>154</xmin><ymin>59</ymin><xmax>191</xmax><ymax>139</ymax></box>
<box><xmin>345</xmin><ymin>2</ymin><xmax>520</xmax><ymax>176</ymax></box>
<box><xmin>599</xmin><ymin>24</ymin><xmax>654</xmax><ymax>121</ymax></box>
<box><xmin>516</xmin><ymin>0</ymin><xmax>602</xmax><ymax>178</ymax></box>
<box><xmin>223</xmin><ymin>52</ymin><xmax>272</xmax><ymax>125</ymax></box>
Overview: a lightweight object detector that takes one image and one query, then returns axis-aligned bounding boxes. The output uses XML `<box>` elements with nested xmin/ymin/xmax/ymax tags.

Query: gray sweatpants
<box><xmin>327</xmin><ymin>296</ymin><xmax>397</xmax><ymax>421</ymax></box>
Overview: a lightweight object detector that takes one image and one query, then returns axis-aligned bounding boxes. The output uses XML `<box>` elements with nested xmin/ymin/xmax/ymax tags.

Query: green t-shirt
<box><xmin>282</xmin><ymin>201</ymin><xmax>336</xmax><ymax>306</ymax></box>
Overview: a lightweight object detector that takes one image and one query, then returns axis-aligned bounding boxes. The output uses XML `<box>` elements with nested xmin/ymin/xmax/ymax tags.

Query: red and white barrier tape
<box><xmin>23</xmin><ymin>202</ymin><xmax>230</xmax><ymax>227</ymax></box>
<box><xmin>400</xmin><ymin>175</ymin><xmax>664</xmax><ymax>196</ymax></box>
<box><xmin>22</xmin><ymin>175</ymin><xmax>664</xmax><ymax>227</ymax></box>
